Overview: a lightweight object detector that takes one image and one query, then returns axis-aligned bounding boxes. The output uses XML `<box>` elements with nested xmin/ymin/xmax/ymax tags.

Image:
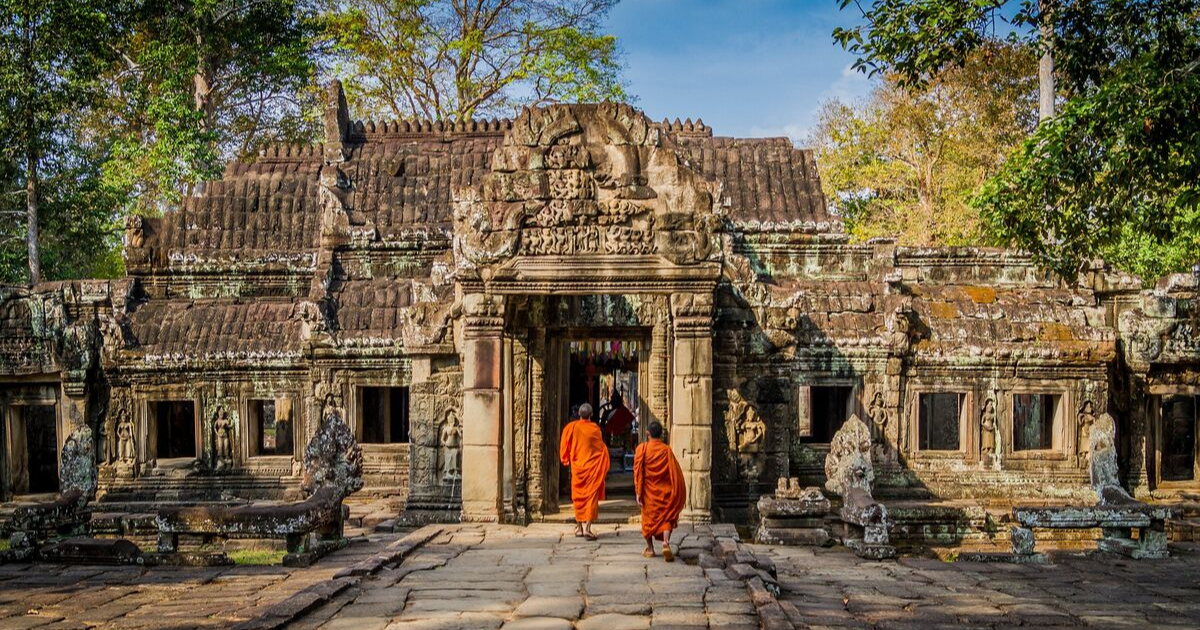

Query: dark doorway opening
<box><xmin>156</xmin><ymin>401</ymin><xmax>196</xmax><ymax>459</ymax></box>
<box><xmin>1162</xmin><ymin>395</ymin><xmax>1197</xmax><ymax>482</ymax></box>
<box><xmin>25</xmin><ymin>405</ymin><xmax>58</xmax><ymax>494</ymax></box>
<box><xmin>565</xmin><ymin>339</ymin><xmax>641</xmax><ymax>498</ymax></box>
<box><xmin>361</xmin><ymin>386</ymin><xmax>410</xmax><ymax>444</ymax></box>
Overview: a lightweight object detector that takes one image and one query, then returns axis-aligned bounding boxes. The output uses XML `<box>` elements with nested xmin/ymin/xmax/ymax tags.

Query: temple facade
<box><xmin>1</xmin><ymin>82</ymin><xmax>1198</xmax><ymax>526</ymax></box>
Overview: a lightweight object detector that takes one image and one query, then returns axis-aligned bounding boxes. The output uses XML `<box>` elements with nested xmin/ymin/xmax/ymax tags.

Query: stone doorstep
<box><xmin>230</xmin><ymin>525</ymin><xmax>442</xmax><ymax>630</ymax></box>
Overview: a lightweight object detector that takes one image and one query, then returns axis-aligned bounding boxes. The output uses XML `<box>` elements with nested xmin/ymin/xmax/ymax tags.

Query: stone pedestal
<box><xmin>754</xmin><ymin>480</ymin><xmax>832</xmax><ymax>546</ymax></box>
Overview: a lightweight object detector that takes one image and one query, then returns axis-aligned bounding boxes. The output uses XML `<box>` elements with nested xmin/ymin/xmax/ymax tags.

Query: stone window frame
<box><xmin>240</xmin><ymin>392</ymin><xmax>303</xmax><ymax>466</ymax></box>
<box><xmin>346</xmin><ymin>371</ymin><xmax>413</xmax><ymax>449</ymax></box>
<box><xmin>905</xmin><ymin>385</ymin><xmax>976</xmax><ymax>461</ymax></box>
<box><xmin>1002</xmin><ymin>385</ymin><xmax>1071</xmax><ymax>460</ymax></box>
<box><xmin>796</xmin><ymin>379</ymin><xmax>863</xmax><ymax>446</ymax></box>
<box><xmin>1150</xmin><ymin>387</ymin><xmax>1200</xmax><ymax>489</ymax></box>
<box><xmin>139</xmin><ymin>390</ymin><xmax>201</xmax><ymax>469</ymax></box>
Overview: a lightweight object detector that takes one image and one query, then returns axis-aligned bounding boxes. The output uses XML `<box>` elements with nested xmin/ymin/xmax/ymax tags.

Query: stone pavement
<box><xmin>288</xmin><ymin>523</ymin><xmax>761</xmax><ymax>630</ymax></box>
<box><xmin>763</xmin><ymin>542</ymin><xmax>1200</xmax><ymax>629</ymax></box>
<box><xmin>0</xmin><ymin>531</ymin><xmax>403</xmax><ymax>630</ymax></box>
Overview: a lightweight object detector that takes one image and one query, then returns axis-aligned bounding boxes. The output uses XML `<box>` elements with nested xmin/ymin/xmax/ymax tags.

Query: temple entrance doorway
<box><xmin>544</xmin><ymin>331</ymin><xmax>651</xmax><ymax>520</ymax></box>
<box><xmin>565</xmin><ymin>338</ymin><xmax>643</xmax><ymax>499</ymax></box>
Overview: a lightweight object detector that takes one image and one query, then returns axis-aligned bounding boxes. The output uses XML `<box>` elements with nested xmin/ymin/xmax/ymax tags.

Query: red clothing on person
<box><xmin>604</xmin><ymin>406</ymin><xmax>634</xmax><ymax>436</ymax></box>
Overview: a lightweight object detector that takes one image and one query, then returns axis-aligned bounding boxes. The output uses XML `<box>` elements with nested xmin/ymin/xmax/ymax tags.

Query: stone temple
<box><xmin>1</xmin><ymin>82</ymin><xmax>1198</xmax><ymax>534</ymax></box>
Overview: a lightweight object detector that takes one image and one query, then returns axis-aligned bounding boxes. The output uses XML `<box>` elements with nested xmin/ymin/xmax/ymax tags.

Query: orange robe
<box><xmin>559</xmin><ymin>419</ymin><xmax>610</xmax><ymax>522</ymax></box>
<box><xmin>634</xmin><ymin>439</ymin><xmax>687</xmax><ymax>538</ymax></box>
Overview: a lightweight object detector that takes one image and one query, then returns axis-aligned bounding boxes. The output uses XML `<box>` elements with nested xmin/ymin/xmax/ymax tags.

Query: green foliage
<box><xmin>836</xmin><ymin>0</ymin><xmax>1200</xmax><ymax>281</ymax></box>
<box><xmin>323</xmin><ymin>0</ymin><xmax>629</xmax><ymax>122</ymax></box>
<box><xmin>0</xmin><ymin>0</ymin><xmax>123</xmax><ymax>283</ymax></box>
<box><xmin>98</xmin><ymin>0</ymin><xmax>322</xmax><ymax>214</ymax></box>
<box><xmin>810</xmin><ymin>43</ymin><xmax>1037</xmax><ymax>246</ymax></box>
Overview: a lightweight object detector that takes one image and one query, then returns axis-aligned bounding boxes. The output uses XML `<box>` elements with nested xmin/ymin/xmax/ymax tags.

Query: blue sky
<box><xmin>605</xmin><ymin>0</ymin><xmax>874</xmax><ymax>145</ymax></box>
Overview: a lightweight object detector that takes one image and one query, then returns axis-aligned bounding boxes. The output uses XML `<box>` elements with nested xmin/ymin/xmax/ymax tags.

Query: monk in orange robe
<box><xmin>634</xmin><ymin>420</ymin><xmax>687</xmax><ymax>561</ymax></box>
<box><xmin>559</xmin><ymin>403</ymin><xmax>609</xmax><ymax>540</ymax></box>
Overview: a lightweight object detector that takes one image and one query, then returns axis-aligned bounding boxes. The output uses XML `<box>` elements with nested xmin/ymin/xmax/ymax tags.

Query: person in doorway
<box><xmin>559</xmin><ymin>403</ymin><xmax>610</xmax><ymax>540</ymax></box>
<box><xmin>634</xmin><ymin>420</ymin><xmax>686</xmax><ymax>561</ymax></box>
<box><xmin>603</xmin><ymin>392</ymin><xmax>635</xmax><ymax>470</ymax></box>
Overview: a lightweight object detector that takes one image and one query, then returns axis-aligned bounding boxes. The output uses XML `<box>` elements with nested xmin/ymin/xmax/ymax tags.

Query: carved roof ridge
<box><xmin>349</xmin><ymin>117</ymin><xmax>514</xmax><ymax>139</ymax></box>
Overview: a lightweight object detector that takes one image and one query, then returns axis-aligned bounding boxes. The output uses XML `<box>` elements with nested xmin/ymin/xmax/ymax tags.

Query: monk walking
<box><xmin>635</xmin><ymin>420</ymin><xmax>687</xmax><ymax>561</ymax></box>
<box><xmin>560</xmin><ymin>403</ymin><xmax>609</xmax><ymax>540</ymax></box>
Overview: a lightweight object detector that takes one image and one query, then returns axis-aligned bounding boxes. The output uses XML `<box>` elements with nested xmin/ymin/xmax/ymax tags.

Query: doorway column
<box><xmin>670</xmin><ymin>292</ymin><xmax>714</xmax><ymax>522</ymax></box>
<box><xmin>461</xmin><ymin>293</ymin><xmax>505</xmax><ymax>522</ymax></box>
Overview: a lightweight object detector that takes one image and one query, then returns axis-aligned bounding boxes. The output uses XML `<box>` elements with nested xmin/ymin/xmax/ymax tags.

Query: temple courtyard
<box><xmin>3</xmin><ymin>523</ymin><xmax>1200</xmax><ymax>630</ymax></box>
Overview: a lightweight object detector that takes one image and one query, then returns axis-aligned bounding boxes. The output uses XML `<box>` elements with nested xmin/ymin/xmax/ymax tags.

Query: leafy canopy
<box><xmin>323</xmin><ymin>0</ymin><xmax>629</xmax><ymax>122</ymax></box>
<box><xmin>810</xmin><ymin>42</ymin><xmax>1037</xmax><ymax>246</ymax></box>
<box><xmin>836</xmin><ymin>0</ymin><xmax>1200</xmax><ymax>280</ymax></box>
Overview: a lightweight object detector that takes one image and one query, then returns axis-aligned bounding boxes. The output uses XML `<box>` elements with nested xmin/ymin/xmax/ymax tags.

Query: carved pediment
<box><xmin>452</xmin><ymin>104</ymin><xmax>720</xmax><ymax>276</ymax></box>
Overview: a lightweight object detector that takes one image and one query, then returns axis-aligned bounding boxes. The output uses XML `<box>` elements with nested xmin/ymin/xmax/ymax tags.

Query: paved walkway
<box><xmin>0</xmin><ymin>533</ymin><xmax>401</xmax><ymax>630</ymax></box>
<box><xmin>290</xmin><ymin>523</ymin><xmax>759</xmax><ymax>630</ymax></box>
<box><xmin>764</xmin><ymin>542</ymin><xmax>1200</xmax><ymax>629</ymax></box>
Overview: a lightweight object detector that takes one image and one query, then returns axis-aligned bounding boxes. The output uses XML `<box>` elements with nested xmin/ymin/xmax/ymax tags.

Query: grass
<box><xmin>227</xmin><ymin>549</ymin><xmax>287</xmax><ymax>565</ymax></box>
<box><xmin>0</xmin><ymin>539</ymin><xmax>9</xmax><ymax>552</ymax></box>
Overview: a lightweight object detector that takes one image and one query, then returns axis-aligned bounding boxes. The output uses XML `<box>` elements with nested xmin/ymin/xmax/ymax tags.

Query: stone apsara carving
<box><xmin>116</xmin><ymin>408</ymin><xmax>136</xmax><ymax>464</ymax></box>
<box><xmin>728</xmin><ymin>389</ymin><xmax>766</xmax><ymax>482</ymax></box>
<box><xmin>438</xmin><ymin>408</ymin><xmax>462</xmax><ymax>482</ymax></box>
<box><xmin>1077</xmin><ymin>400</ymin><xmax>1096</xmax><ymax>458</ymax></box>
<box><xmin>980</xmin><ymin>397</ymin><xmax>997</xmax><ymax>459</ymax></box>
<box><xmin>868</xmin><ymin>390</ymin><xmax>888</xmax><ymax>444</ymax></box>
<box><xmin>213</xmin><ymin>407</ymin><xmax>233</xmax><ymax>469</ymax></box>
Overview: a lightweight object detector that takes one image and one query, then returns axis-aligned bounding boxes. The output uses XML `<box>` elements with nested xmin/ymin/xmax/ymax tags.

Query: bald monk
<box><xmin>560</xmin><ymin>403</ymin><xmax>610</xmax><ymax>540</ymax></box>
<box><xmin>634</xmin><ymin>420</ymin><xmax>687</xmax><ymax>561</ymax></box>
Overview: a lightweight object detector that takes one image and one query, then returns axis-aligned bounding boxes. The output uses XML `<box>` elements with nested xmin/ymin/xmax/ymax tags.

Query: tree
<box><xmin>323</xmin><ymin>0</ymin><xmax>629</xmax><ymax>122</ymax></box>
<box><xmin>0</xmin><ymin>0</ymin><xmax>118</xmax><ymax>283</ymax></box>
<box><xmin>834</xmin><ymin>0</ymin><xmax>1200</xmax><ymax>280</ymax></box>
<box><xmin>99</xmin><ymin>0</ymin><xmax>322</xmax><ymax>215</ymax></box>
<box><xmin>810</xmin><ymin>43</ymin><xmax>1037</xmax><ymax>246</ymax></box>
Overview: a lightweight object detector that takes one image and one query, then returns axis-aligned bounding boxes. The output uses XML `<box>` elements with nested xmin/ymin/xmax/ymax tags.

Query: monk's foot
<box><xmin>642</xmin><ymin>548</ymin><xmax>655</xmax><ymax>558</ymax></box>
<box><xmin>574</xmin><ymin>526</ymin><xmax>584</xmax><ymax>538</ymax></box>
<box><xmin>584</xmin><ymin>531</ymin><xmax>599</xmax><ymax>541</ymax></box>
<box><xmin>662</xmin><ymin>546</ymin><xmax>675</xmax><ymax>562</ymax></box>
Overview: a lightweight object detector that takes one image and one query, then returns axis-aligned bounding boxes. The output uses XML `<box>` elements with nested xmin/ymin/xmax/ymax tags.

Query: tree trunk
<box><xmin>1038</xmin><ymin>0</ymin><xmax>1056</xmax><ymax>122</ymax></box>
<box><xmin>26</xmin><ymin>148</ymin><xmax>40</xmax><ymax>285</ymax></box>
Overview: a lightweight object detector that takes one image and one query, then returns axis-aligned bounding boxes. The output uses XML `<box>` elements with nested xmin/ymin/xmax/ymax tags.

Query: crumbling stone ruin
<box><xmin>823</xmin><ymin>415</ymin><xmax>896</xmax><ymax>559</ymax></box>
<box><xmin>0</xmin><ymin>82</ymin><xmax>1198</xmax><ymax>548</ymax></box>
<box><xmin>754</xmin><ymin>478</ymin><xmax>831</xmax><ymax>546</ymax></box>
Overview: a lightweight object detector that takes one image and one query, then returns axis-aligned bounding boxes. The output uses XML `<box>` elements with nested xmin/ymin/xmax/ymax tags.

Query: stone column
<box><xmin>670</xmin><ymin>293</ymin><xmax>714</xmax><ymax>523</ymax></box>
<box><xmin>461</xmin><ymin>293</ymin><xmax>505</xmax><ymax>522</ymax></box>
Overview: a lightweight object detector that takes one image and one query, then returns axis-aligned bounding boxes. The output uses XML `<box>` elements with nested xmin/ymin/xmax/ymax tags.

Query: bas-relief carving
<box><xmin>727</xmin><ymin>389</ymin><xmax>766</xmax><ymax>482</ymax></box>
<box><xmin>213</xmin><ymin>407</ymin><xmax>234</xmax><ymax>470</ymax></box>
<box><xmin>451</xmin><ymin>104</ymin><xmax>718</xmax><ymax>272</ymax></box>
<box><xmin>1077</xmin><ymin>399</ymin><xmax>1096</xmax><ymax>460</ymax></box>
<box><xmin>980</xmin><ymin>396</ymin><xmax>997</xmax><ymax>464</ymax></box>
<box><xmin>438</xmin><ymin>408</ymin><xmax>462</xmax><ymax>482</ymax></box>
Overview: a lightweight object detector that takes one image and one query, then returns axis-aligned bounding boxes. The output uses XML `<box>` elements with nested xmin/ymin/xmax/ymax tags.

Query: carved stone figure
<box><xmin>868</xmin><ymin>390</ymin><xmax>888</xmax><ymax>444</ymax></box>
<box><xmin>116</xmin><ymin>410</ymin><xmax>136</xmax><ymax>464</ymax></box>
<box><xmin>59</xmin><ymin>424</ymin><xmax>96</xmax><ymax>502</ymax></box>
<box><xmin>214</xmin><ymin>408</ymin><xmax>233</xmax><ymax>468</ymax></box>
<box><xmin>980</xmin><ymin>397</ymin><xmax>997</xmax><ymax>459</ymax></box>
<box><xmin>728</xmin><ymin>389</ymin><xmax>766</xmax><ymax>482</ymax></box>
<box><xmin>124</xmin><ymin>214</ymin><xmax>144</xmax><ymax>249</ymax></box>
<box><xmin>302</xmin><ymin>407</ymin><xmax>364</xmax><ymax>499</ymax></box>
<box><xmin>824</xmin><ymin>415</ymin><xmax>895</xmax><ymax>559</ymax></box>
<box><xmin>438</xmin><ymin>409</ymin><xmax>462</xmax><ymax>482</ymax></box>
<box><xmin>824</xmin><ymin>415</ymin><xmax>874</xmax><ymax>498</ymax></box>
<box><xmin>1077</xmin><ymin>400</ymin><xmax>1096</xmax><ymax>458</ymax></box>
<box><xmin>1090</xmin><ymin>412</ymin><xmax>1133</xmax><ymax>505</ymax></box>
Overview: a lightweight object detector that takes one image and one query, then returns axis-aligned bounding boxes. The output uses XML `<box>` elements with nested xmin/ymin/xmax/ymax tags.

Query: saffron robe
<box><xmin>634</xmin><ymin>438</ymin><xmax>687</xmax><ymax>538</ymax></box>
<box><xmin>560</xmin><ymin>419</ymin><xmax>610</xmax><ymax>522</ymax></box>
